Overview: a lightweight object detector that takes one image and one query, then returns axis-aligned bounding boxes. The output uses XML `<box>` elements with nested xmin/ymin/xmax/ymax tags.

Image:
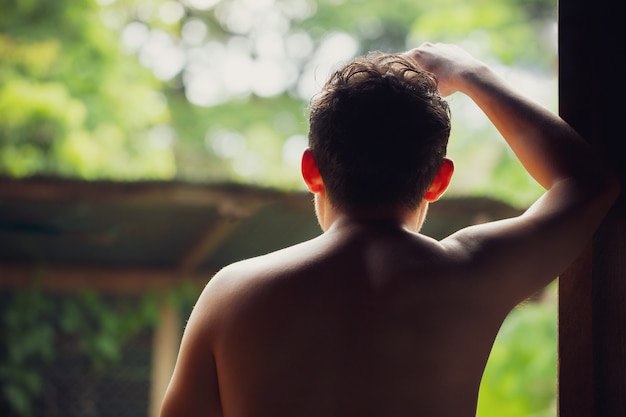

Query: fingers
<box><xmin>404</xmin><ymin>42</ymin><xmax>485</xmax><ymax>97</ymax></box>
<box><xmin>404</xmin><ymin>43</ymin><xmax>454</xmax><ymax>96</ymax></box>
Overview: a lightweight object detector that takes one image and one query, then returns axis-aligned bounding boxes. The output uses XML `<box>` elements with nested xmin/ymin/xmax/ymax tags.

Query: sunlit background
<box><xmin>1</xmin><ymin>0</ymin><xmax>558</xmax><ymax>416</ymax></box>
<box><xmin>0</xmin><ymin>0</ymin><xmax>558</xmax><ymax>205</ymax></box>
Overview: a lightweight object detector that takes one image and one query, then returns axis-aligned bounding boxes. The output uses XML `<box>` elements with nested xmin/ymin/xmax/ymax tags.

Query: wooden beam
<box><xmin>558</xmin><ymin>0</ymin><xmax>626</xmax><ymax>415</ymax></box>
<box><xmin>149</xmin><ymin>302</ymin><xmax>181</xmax><ymax>417</ymax></box>
<box><xmin>0</xmin><ymin>263</ymin><xmax>209</xmax><ymax>294</ymax></box>
<box><xmin>178</xmin><ymin>217</ymin><xmax>243</xmax><ymax>274</ymax></box>
<box><xmin>558</xmin><ymin>245</ymin><xmax>594</xmax><ymax>416</ymax></box>
<box><xmin>176</xmin><ymin>198</ymin><xmax>270</xmax><ymax>274</ymax></box>
<box><xmin>591</xmin><ymin>215</ymin><xmax>626</xmax><ymax>416</ymax></box>
<box><xmin>0</xmin><ymin>177</ymin><xmax>310</xmax><ymax>213</ymax></box>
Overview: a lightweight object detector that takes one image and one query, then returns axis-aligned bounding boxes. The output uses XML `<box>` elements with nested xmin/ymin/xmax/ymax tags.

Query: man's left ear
<box><xmin>301</xmin><ymin>148</ymin><xmax>324</xmax><ymax>193</ymax></box>
<box><xmin>424</xmin><ymin>158</ymin><xmax>454</xmax><ymax>202</ymax></box>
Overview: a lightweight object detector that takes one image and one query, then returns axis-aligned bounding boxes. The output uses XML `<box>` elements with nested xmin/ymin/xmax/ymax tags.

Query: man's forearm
<box><xmin>458</xmin><ymin>64</ymin><xmax>595</xmax><ymax>190</ymax></box>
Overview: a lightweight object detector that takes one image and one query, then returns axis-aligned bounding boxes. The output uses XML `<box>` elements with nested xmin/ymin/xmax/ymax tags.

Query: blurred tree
<box><xmin>0</xmin><ymin>0</ymin><xmax>176</xmax><ymax>180</ymax></box>
<box><xmin>1</xmin><ymin>0</ymin><xmax>556</xmax><ymax>205</ymax></box>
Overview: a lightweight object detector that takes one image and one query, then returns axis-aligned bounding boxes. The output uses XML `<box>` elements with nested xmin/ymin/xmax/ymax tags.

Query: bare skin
<box><xmin>160</xmin><ymin>43</ymin><xmax>620</xmax><ymax>417</ymax></box>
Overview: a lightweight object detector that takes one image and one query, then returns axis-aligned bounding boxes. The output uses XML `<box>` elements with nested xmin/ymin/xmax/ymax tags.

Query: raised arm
<box><xmin>407</xmin><ymin>42</ymin><xmax>609</xmax><ymax>189</ymax></box>
<box><xmin>406</xmin><ymin>43</ymin><xmax>620</xmax><ymax>306</ymax></box>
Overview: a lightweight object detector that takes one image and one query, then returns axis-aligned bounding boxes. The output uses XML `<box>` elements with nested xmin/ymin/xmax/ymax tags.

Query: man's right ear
<box><xmin>301</xmin><ymin>148</ymin><xmax>324</xmax><ymax>193</ymax></box>
<box><xmin>424</xmin><ymin>158</ymin><xmax>454</xmax><ymax>202</ymax></box>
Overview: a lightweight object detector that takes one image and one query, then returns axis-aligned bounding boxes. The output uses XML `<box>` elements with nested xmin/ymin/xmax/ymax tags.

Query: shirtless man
<box><xmin>160</xmin><ymin>43</ymin><xmax>619</xmax><ymax>417</ymax></box>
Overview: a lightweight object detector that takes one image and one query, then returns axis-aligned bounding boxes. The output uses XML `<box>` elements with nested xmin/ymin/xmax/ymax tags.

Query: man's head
<box><xmin>305</xmin><ymin>51</ymin><xmax>452</xmax><ymax>213</ymax></box>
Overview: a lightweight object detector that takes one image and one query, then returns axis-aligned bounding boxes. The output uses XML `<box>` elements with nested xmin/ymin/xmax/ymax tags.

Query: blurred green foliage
<box><xmin>1</xmin><ymin>0</ymin><xmax>556</xmax><ymax>205</ymax></box>
<box><xmin>0</xmin><ymin>288</ymin><xmax>54</xmax><ymax>417</ymax></box>
<box><xmin>0</xmin><ymin>281</ymin><xmax>199</xmax><ymax>417</ymax></box>
<box><xmin>0</xmin><ymin>0</ymin><xmax>175</xmax><ymax>180</ymax></box>
<box><xmin>477</xmin><ymin>283</ymin><xmax>558</xmax><ymax>417</ymax></box>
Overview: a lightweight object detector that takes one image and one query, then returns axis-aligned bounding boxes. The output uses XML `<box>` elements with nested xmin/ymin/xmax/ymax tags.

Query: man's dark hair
<box><xmin>308</xmin><ymin>51</ymin><xmax>451</xmax><ymax>211</ymax></box>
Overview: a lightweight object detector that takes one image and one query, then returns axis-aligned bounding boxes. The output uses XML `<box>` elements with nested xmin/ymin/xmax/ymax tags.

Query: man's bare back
<box><xmin>198</xmin><ymin>221</ymin><xmax>507</xmax><ymax>417</ymax></box>
<box><xmin>160</xmin><ymin>43</ymin><xmax>619</xmax><ymax>417</ymax></box>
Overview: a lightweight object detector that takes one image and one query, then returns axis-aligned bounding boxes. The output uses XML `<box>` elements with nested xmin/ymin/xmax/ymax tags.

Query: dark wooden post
<box><xmin>558</xmin><ymin>0</ymin><xmax>626</xmax><ymax>415</ymax></box>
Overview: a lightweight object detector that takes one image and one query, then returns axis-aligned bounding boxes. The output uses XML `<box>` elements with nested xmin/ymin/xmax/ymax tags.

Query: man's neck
<box><xmin>320</xmin><ymin>203</ymin><xmax>429</xmax><ymax>234</ymax></box>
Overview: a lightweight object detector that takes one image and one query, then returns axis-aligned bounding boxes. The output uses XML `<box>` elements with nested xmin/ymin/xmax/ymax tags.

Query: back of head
<box><xmin>308</xmin><ymin>52</ymin><xmax>451</xmax><ymax>212</ymax></box>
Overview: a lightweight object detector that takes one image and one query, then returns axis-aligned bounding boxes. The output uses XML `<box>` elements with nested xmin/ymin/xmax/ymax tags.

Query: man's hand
<box><xmin>405</xmin><ymin>42</ymin><xmax>486</xmax><ymax>97</ymax></box>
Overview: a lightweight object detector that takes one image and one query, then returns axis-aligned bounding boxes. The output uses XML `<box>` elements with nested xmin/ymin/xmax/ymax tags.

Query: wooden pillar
<box><xmin>149</xmin><ymin>302</ymin><xmax>182</xmax><ymax>417</ymax></box>
<box><xmin>558</xmin><ymin>0</ymin><xmax>626</xmax><ymax>415</ymax></box>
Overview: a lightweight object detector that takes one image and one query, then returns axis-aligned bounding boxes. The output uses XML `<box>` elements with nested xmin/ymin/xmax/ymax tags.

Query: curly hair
<box><xmin>308</xmin><ymin>51</ymin><xmax>451</xmax><ymax>211</ymax></box>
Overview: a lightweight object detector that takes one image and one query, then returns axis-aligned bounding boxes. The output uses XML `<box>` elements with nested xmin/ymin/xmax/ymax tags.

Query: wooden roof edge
<box><xmin>0</xmin><ymin>176</ymin><xmax>523</xmax><ymax>216</ymax></box>
<box><xmin>0</xmin><ymin>262</ymin><xmax>213</xmax><ymax>294</ymax></box>
<box><xmin>432</xmin><ymin>195</ymin><xmax>525</xmax><ymax>216</ymax></box>
<box><xmin>0</xmin><ymin>176</ymin><xmax>312</xmax><ymax>215</ymax></box>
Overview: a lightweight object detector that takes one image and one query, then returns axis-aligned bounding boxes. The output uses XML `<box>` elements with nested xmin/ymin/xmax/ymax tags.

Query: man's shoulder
<box><xmin>208</xmin><ymin>236</ymin><xmax>328</xmax><ymax>289</ymax></box>
<box><xmin>232</xmin><ymin>235</ymin><xmax>326</xmax><ymax>268</ymax></box>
